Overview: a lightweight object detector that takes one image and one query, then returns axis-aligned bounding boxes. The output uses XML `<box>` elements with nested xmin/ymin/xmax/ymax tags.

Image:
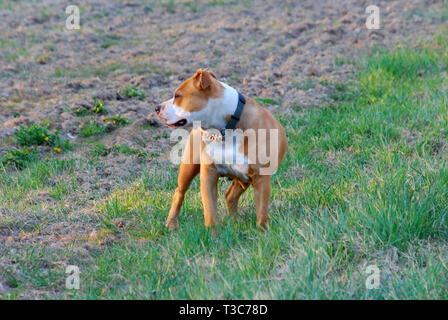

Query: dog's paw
<box><xmin>165</xmin><ymin>219</ymin><xmax>178</xmax><ymax>231</ymax></box>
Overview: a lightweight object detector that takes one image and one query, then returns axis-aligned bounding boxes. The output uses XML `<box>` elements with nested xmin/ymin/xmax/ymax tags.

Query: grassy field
<box><xmin>2</xmin><ymin>31</ymin><xmax>448</xmax><ymax>299</ymax></box>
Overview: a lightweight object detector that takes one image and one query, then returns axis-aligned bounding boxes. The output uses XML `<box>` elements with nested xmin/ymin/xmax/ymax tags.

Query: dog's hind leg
<box><xmin>166</xmin><ymin>162</ymin><xmax>200</xmax><ymax>230</ymax></box>
<box><xmin>253</xmin><ymin>175</ymin><xmax>271</xmax><ymax>230</ymax></box>
<box><xmin>225</xmin><ymin>180</ymin><xmax>249</xmax><ymax>218</ymax></box>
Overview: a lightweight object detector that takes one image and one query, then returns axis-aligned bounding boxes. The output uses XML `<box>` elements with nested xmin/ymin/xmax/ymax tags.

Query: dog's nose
<box><xmin>155</xmin><ymin>105</ymin><xmax>161</xmax><ymax>114</ymax></box>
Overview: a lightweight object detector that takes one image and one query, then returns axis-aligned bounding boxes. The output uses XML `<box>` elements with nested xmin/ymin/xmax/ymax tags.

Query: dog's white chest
<box><xmin>201</xmin><ymin>130</ymin><xmax>251</xmax><ymax>182</ymax></box>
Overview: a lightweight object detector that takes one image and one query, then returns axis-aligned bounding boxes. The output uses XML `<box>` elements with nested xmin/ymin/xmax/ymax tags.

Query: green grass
<box><xmin>0</xmin><ymin>148</ymin><xmax>37</xmax><ymax>170</ymax></box>
<box><xmin>88</xmin><ymin>143</ymin><xmax>110</xmax><ymax>157</ymax></box>
<box><xmin>65</xmin><ymin>34</ymin><xmax>448</xmax><ymax>299</ymax></box>
<box><xmin>73</xmin><ymin>107</ymin><xmax>90</xmax><ymax>117</ymax></box>
<box><xmin>100</xmin><ymin>35</ymin><xmax>121</xmax><ymax>49</ymax></box>
<box><xmin>14</xmin><ymin>124</ymin><xmax>70</xmax><ymax>150</ymax></box>
<box><xmin>293</xmin><ymin>78</ymin><xmax>316</xmax><ymax>91</ymax></box>
<box><xmin>254</xmin><ymin>97</ymin><xmax>280</xmax><ymax>106</ymax></box>
<box><xmin>2</xmin><ymin>33</ymin><xmax>448</xmax><ymax>299</ymax></box>
<box><xmin>120</xmin><ymin>86</ymin><xmax>146</xmax><ymax>100</ymax></box>
<box><xmin>88</xmin><ymin>143</ymin><xmax>149</xmax><ymax>158</ymax></box>
<box><xmin>92</xmin><ymin>99</ymin><xmax>106</xmax><ymax>114</ymax></box>
<box><xmin>78</xmin><ymin>120</ymin><xmax>106</xmax><ymax>137</ymax></box>
<box><xmin>1</xmin><ymin>124</ymin><xmax>71</xmax><ymax>171</ymax></box>
<box><xmin>73</xmin><ymin>99</ymin><xmax>108</xmax><ymax>117</ymax></box>
<box><xmin>164</xmin><ymin>0</ymin><xmax>176</xmax><ymax>14</ymax></box>
<box><xmin>102</xmin><ymin>115</ymin><xmax>130</xmax><ymax>127</ymax></box>
<box><xmin>0</xmin><ymin>158</ymin><xmax>78</xmax><ymax>202</ymax></box>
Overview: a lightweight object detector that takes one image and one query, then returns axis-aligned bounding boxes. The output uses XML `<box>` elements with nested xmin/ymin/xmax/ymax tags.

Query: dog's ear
<box><xmin>193</xmin><ymin>68</ymin><xmax>217</xmax><ymax>90</ymax></box>
<box><xmin>203</xmin><ymin>68</ymin><xmax>218</xmax><ymax>80</ymax></box>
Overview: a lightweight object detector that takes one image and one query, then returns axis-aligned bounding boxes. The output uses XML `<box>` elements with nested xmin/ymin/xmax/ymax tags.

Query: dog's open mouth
<box><xmin>170</xmin><ymin>119</ymin><xmax>187</xmax><ymax>127</ymax></box>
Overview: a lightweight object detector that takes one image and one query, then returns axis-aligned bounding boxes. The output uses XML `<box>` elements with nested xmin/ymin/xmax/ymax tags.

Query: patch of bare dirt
<box><xmin>1</xmin><ymin>0</ymin><xmax>446</xmax><ymax>142</ymax></box>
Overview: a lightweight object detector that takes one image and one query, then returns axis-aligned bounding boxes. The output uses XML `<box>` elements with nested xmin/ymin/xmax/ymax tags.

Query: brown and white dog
<box><xmin>155</xmin><ymin>68</ymin><xmax>287</xmax><ymax>230</ymax></box>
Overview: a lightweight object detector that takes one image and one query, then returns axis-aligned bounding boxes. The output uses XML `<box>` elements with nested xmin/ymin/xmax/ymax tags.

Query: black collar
<box><xmin>221</xmin><ymin>91</ymin><xmax>246</xmax><ymax>137</ymax></box>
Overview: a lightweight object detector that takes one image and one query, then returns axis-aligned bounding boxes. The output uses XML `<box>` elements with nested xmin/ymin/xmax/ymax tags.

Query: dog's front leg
<box><xmin>200</xmin><ymin>164</ymin><xmax>219</xmax><ymax>227</ymax></box>
<box><xmin>166</xmin><ymin>162</ymin><xmax>200</xmax><ymax>230</ymax></box>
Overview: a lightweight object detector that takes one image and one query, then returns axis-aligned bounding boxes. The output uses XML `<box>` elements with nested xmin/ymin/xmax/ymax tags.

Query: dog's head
<box><xmin>155</xmin><ymin>68</ymin><xmax>225</xmax><ymax>128</ymax></box>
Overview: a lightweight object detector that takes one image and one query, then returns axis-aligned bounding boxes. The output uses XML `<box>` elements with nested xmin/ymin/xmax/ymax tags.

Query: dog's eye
<box><xmin>174</xmin><ymin>94</ymin><xmax>181</xmax><ymax>99</ymax></box>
